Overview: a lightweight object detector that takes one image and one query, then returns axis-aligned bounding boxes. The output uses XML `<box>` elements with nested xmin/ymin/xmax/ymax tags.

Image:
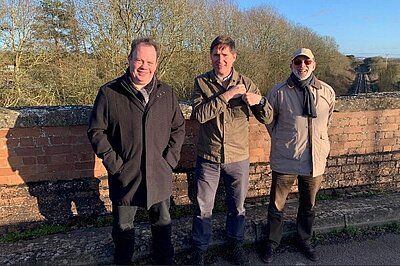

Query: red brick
<box><xmin>47</xmin><ymin>163</ymin><xmax>75</xmax><ymax>172</ymax></box>
<box><xmin>334</xmin><ymin>118</ymin><xmax>350</xmax><ymax>127</ymax></box>
<box><xmin>4</xmin><ymin>138</ymin><xmax>19</xmax><ymax>149</ymax></box>
<box><xmin>76</xmin><ymin>136</ymin><xmax>91</xmax><ymax>144</ymax></box>
<box><xmin>16</xmin><ymin>164</ymin><xmax>43</xmax><ymax>175</ymax></box>
<box><xmin>344</xmin><ymin>141</ymin><xmax>363</xmax><ymax>149</ymax></box>
<box><xmin>22</xmin><ymin>157</ymin><xmax>37</xmax><ymax>165</ymax></box>
<box><xmin>378</xmin><ymin>124</ymin><xmax>398</xmax><ymax>132</ymax></box>
<box><xmin>49</xmin><ymin>136</ymin><xmax>65</xmax><ymax>145</ymax></box>
<box><xmin>0</xmin><ymin>129</ymin><xmax>9</xmax><ymax>138</ymax></box>
<box><xmin>66</xmin><ymin>154</ymin><xmax>80</xmax><ymax>163</ymax></box>
<box><xmin>0</xmin><ymin>176</ymin><xmax>9</xmax><ymax>185</ymax></box>
<box><xmin>6</xmin><ymin>156</ymin><xmax>22</xmax><ymax>168</ymax></box>
<box><xmin>75</xmin><ymin>162</ymin><xmax>95</xmax><ymax>171</ymax></box>
<box><xmin>69</xmin><ymin>125</ymin><xmax>87</xmax><ymax>136</ymax></box>
<box><xmin>0</xmin><ymin>175</ymin><xmax>24</xmax><ymax>185</ymax></box>
<box><xmin>43</xmin><ymin>145</ymin><xmax>72</xmax><ymax>155</ymax></box>
<box><xmin>79</xmin><ymin>152</ymin><xmax>95</xmax><ymax>162</ymax></box>
<box><xmin>34</xmin><ymin>137</ymin><xmax>50</xmax><ymax>146</ymax></box>
<box><xmin>41</xmin><ymin>127</ymin><xmax>69</xmax><ymax>136</ymax></box>
<box><xmin>0</xmin><ymin>167</ymin><xmax>17</xmax><ymax>176</ymax></box>
<box><xmin>14</xmin><ymin>147</ymin><xmax>45</xmax><ymax>156</ymax></box>
<box><xmin>19</xmin><ymin>137</ymin><xmax>35</xmax><ymax>147</ymax></box>
<box><xmin>343</xmin><ymin>126</ymin><xmax>364</xmax><ymax>134</ymax></box>
<box><xmin>76</xmin><ymin>169</ymin><xmax>96</xmax><ymax>178</ymax></box>
<box><xmin>49</xmin><ymin>154</ymin><xmax>67</xmax><ymax>163</ymax></box>
<box><xmin>379</xmin><ymin>139</ymin><xmax>395</xmax><ymax>146</ymax></box>
<box><xmin>37</xmin><ymin>156</ymin><xmax>52</xmax><ymax>164</ymax></box>
<box><xmin>71</xmin><ymin>144</ymin><xmax>92</xmax><ymax>153</ymax></box>
<box><xmin>383</xmin><ymin>146</ymin><xmax>392</xmax><ymax>152</ymax></box>
<box><xmin>7</xmin><ymin>128</ymin><xmax>42</xmax><ymax>138</ymax></box>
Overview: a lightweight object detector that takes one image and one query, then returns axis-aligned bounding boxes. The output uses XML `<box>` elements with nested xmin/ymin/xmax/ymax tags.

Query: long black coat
<box><xmin>87</xmin><ymin>71</ymin><xmax>185</xmax><ymax>209</ymax></box>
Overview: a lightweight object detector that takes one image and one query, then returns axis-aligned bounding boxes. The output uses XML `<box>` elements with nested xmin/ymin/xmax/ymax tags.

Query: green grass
<box><xmin>314</xmin><ymin>222</ymin><xmax>400</xmax><ymax>242</ymax></box>
<box><xmin>0</xmin><ymin>215</ymin><xmax>113</xmax><ymax>243</ymax></box>
<box><xmin>0</xmin><ymin>224</ymin><xmax>68</xmax><ymax>242</ymax></box>
<box><xmin>316</xmin><ymin>188</ymin><xmax>382</xmax><ymax>201</ymax></box>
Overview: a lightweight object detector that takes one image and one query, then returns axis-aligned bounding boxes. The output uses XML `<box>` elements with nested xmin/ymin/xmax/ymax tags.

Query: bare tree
<box><xmin>0</xmin><ymin>0</ymin><xmax>41</xmax><ymax>106</ymax></box>
<box><xmin>78</xmin><ymin>0</ymin><xmax>127</xmax><ymax>81</ymax></box>
<box><xmin>0</xmin><ymin>0</ymin><xmax>360</xmax><ymax>106</ymax></box>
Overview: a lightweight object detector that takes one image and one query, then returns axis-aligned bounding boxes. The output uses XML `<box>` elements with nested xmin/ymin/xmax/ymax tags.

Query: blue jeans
<box><xmin>191</xmin><ymin>156</ymin><xmax>250</xmax><ymax>251</ymax></box>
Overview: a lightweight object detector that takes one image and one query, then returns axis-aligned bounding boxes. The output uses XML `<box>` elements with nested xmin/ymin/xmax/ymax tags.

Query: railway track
<box><xmin>353</xmin><ymin>64</ymin><xmax>371</xmax><ymax>95</ymax></box>
<box><xmin>354</xmin><ymin>72</ymin><xmax>370</xmax><ymax>94</ymax></box>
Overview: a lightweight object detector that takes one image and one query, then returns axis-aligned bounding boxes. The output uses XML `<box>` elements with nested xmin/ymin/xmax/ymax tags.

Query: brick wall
<box><xmin>0</xmin><ymin>106</ymin><xmax>399</xmax><ymax>233</ymax></box>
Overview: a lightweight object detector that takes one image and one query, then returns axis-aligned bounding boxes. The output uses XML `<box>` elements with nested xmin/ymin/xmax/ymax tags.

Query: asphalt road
<box><xmin>193</xmin><ymin>232</ymin><xmax>400</xmax><ymax>265</ymax></box>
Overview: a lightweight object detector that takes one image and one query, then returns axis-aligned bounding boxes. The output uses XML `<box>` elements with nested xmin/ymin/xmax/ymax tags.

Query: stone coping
<box><xmin>1</xmin><ymin>93</ymin><xmax>400</xmax><ymax>128</ymax></box>
<box><xmin>335</xmin><ymin>92</ymin><xmax>400</xmax><ymax>112</ymax></box>
<box><xmin>0</xmin><ymin>103</ymin><xmax>192</xmax><ymax>128</ymax></box>
<box><xmin>0</xmin><ymin>105</ymin><xmax>93</xmax><ymax>128</ymax></box>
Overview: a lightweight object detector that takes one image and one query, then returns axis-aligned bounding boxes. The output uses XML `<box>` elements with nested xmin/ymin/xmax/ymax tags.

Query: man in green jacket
<box><xmin>87</xmin><ymin>37</ymin><xmax>185</xmax><ymax>265</ymax></box>
<box><xmin>190</xmin><ymin>35</ymin><xmax>273</xmax><ymax>265</ymax></box>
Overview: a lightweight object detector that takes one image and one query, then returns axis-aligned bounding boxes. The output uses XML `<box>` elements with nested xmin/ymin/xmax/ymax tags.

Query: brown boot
<box><xmin>261</xmin><ymin>242</ymin><xmax>275</xmax><ymax>264</ymax></box>
<box><xmin>298</xmin><ymin>241</ymin><xmax>319</xmax><ymax>261</ymax></box>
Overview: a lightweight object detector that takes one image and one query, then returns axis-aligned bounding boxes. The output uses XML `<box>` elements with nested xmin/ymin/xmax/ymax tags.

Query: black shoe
<box><xmin>298</xmin><ymin>242</ymin><xmax>319</xmax><ymax>261</ymax></box>
<box><xmin>191</xmin><ymin>248</ymin><xmax>205</xmax><ymax>265</ymax></box>
<box><xmin>231</xmin><ymin>243</ymin><xmax>250</xmax><ymax>265</ymax></box>
<box><xmin>261</xmin><ymin>243</ymin><xmax>275</xmax><ymax>264</ymax></box>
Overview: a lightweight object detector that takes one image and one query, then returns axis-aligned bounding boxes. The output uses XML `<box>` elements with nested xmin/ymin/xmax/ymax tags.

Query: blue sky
<box><xmin>235</xmin><ymin>0</ymin><xmax>400</xmax><ymax>58</ymax></box>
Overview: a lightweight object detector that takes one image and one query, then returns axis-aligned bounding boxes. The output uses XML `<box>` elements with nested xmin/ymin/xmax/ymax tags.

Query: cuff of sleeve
<box><xmin>259</xmin><ymin>96</ymin><xmax>266</xmax><ymax>106</ymax></box>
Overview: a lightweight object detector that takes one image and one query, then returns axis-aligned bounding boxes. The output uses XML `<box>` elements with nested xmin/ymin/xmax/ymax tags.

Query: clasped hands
<box><xmin>223</xmin><ymin>84</ymin><xmax>262</xmax><ymax>106</ymax></box>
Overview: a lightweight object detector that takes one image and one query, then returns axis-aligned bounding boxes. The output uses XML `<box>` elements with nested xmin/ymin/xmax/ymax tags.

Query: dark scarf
<box><xmin>290</xmin><ymin>72</ymin><xmax>317</xmax><ymax>118</ymax></box>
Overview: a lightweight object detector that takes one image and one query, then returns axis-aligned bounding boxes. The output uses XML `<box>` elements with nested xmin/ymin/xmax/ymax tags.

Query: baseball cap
<box><xmin>291</xmin><ymin>48</ymin><xmax>314</xmax><ymax>61</ymax></box>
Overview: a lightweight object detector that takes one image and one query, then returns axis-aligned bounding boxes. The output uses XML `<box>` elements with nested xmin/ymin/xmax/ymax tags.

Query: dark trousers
<box><xmin>112</xmin><ymin>198</ymin><xmax>173</xmax><ymax>265</ymax></box>
<box><xmin>266</xmin><ymin>171</ymin><xmax>323</xmax><ymax>246</ymax></box>
<box><xmin>191</xmin><ymin>156</ymin><xmax>250</xmax><ymax>251</ymax></box>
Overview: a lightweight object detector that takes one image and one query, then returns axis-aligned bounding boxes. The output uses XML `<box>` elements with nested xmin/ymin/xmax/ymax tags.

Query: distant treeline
<box><xmin>363</xmin><ymin>57</ymin><xmax>400</xmax><ymax>92</ymax></box>
<box><xmin>0</xmin><ymin>0</ymin><xmax>356</xmax><ymax>107</ymax></box>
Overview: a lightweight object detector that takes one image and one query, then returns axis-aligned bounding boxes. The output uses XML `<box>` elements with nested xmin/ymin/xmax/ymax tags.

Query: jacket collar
<box><xmin>123</xmin><ymin>69</ymin><xmax>158</xmax><ymax>92</ymax></box>
<box><xmin>208</xmin><ymin>68</ymin><xmax>241</xmax><ymax>86</ymax></box>
<box><xmin>121</xmin><ymin>69</ymin><xmax>164</xmax><ymax>111</ymax></box>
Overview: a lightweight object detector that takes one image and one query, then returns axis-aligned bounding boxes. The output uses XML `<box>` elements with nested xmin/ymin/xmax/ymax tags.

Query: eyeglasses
<box><xmin>293</xmin><ymin>59</ymin><xmax>313</xmax><ymax>66</ymax></box>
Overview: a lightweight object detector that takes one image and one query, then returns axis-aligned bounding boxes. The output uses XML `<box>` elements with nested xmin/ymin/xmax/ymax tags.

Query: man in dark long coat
<box><xmin>87</xmin><ymin>37</ymin><xmax>185</xmax><ymax>265</ymax></box>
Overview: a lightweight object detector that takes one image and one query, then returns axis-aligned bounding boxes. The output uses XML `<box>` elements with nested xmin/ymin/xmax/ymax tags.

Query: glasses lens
<box><xmin>293</xmin><ymin>59</ymin><xmax>313</xmax><ymax>66</ymax></box>
<box><xmin>304</xmin><ymin>59</ymin><xmax>313</xmax><ymax>65</ymax></box>
<box><xmin>293</xmin><ymin>59</ymin><xmax>302</xmax><ymax>65</ymax></box>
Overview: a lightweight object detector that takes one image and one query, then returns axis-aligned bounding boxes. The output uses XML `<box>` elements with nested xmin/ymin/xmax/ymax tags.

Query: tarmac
<box><xmin>0</xmin><ymin>191</ymin><xmax>399</xmax><ymax>265</ymax></box>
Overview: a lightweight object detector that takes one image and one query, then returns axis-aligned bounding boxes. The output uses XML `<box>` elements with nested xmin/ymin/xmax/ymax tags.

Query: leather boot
<box><xmin>151</xmin><ymin>223</ymin><xmax>174</xmax><ymax>265</ymax></box>
<box><xmin>298</xmin><ymin>240</ymin><xmax>319</xmax><ymax>261</ymax></box>
<box><xmin>112</xmin><ymin>228</ymin><xmax>135</xmax><ymax>265</ymax></box>
<box><xmin>230</xmin><ymin>240</ymin><xmax>250</xmax><ymax>265</ymax></box>
<box><xmin>261</xmin><ymin>242</ymin><xmax>276</xmax><ymax>264</ymax></box>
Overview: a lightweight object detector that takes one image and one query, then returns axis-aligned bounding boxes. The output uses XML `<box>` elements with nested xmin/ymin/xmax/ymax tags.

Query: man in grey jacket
<box><xmin>87</xmin><ymin>37</ymin><xmax>185</xmax><ymax>265</ymax></box>
<box><xmin>190</xmin><ymin>35</ymin><xmax>273</xmax><ymax>265</ymax></box>
<box><xmin>262</xmin><ymin>48</ymin><xmax>335</xmax><ymax>264</ymax></box>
